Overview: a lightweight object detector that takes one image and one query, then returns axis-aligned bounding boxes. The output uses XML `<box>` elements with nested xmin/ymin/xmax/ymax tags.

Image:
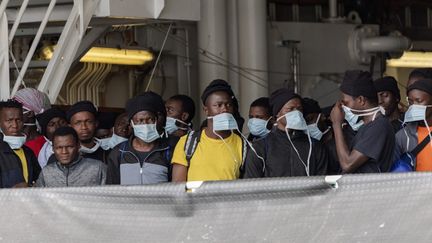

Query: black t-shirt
<box><xmin>324</xmin><ymin>124</ymin><xmax>356</xmax><ymax>175</ymax></box>
<box><xmin>390</xmin><ymin>115</ymin><xmax>404</xmax><ymax>134</ymax></box>
<box><xmin>350</xmin><ymin>115</ymin><xmax>395</xmax><ymax>173</ymax></box>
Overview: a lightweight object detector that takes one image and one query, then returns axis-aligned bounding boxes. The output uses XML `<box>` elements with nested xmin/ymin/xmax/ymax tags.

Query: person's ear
<box><xmin>357</xmin><ymin>96</ymin><xmax>366</xmax><ymax>107</ymax></box>
<box><xmin>181</xmin><ymin>112</ymin><xmax>189</xmax><ymax>122</ymax></box>
<box><xmin>203</xmin><ymin>106</ymin><xmax>209</xmax><ymax>117</ymax></box>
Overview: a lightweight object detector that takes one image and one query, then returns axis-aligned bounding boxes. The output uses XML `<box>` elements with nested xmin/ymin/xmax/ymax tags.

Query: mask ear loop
<box><xmin>212</xmin><ymin>129</ymin><xmax>241</xmax><ymax>176</ymax></box>
<box><xmin>285</xmin><ymin>128</ymin><xmax>310</xmax><ymax>176</ymax></box>
<box><xmin>236</xmin><ymin>129</ymin><xmax>266</xmax><ymax>172</ymax></box>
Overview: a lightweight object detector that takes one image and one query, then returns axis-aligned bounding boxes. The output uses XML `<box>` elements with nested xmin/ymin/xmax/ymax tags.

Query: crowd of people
<box><xmin>1</xmin><ymin>67</ymin><xmax>432</xmax><ymax>188</ymax></box>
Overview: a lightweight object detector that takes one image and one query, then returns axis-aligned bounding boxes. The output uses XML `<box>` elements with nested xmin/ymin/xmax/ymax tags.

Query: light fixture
<box><xmin>387</xmin><ymin>51</ymin><xmax>432</xmax><ymax>68</ymax></box>
<box><xmin>41</xmin><ymin>46</ymin><xmax>154</xmax><ymax>65</ymax></box>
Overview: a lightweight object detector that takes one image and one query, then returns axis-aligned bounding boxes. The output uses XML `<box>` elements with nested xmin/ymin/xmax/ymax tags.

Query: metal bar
<box><xmin>71</xmin><ymin>25</ymin><xmax>110</xmax><ymax>67</ymax></box>
<box><xmin>38</xmin><ymin>0</ymin><xmax>101</xmax><ymax>103</ymax></box>
<box><xmin>9</xmin><ymin>60</ymin><xmax>49</xmax><ymax>69</ymax></box>
<box><xmin>74</xmin><ymin>0</ymin><xmax>84</xmax><ymax>37</ymax></box>
<box><xmin>0</xmin><ymin>13</ymin><xmax>10</xmax><ymax>100</ymax></box>
<box><xmin>8</xmin><ymin>0</ymin><xmax>29</xmax><ymax>45</ymax></box>
<box><xmin>0</xmin><ymin>0</ymin><xmax>10</xmax><ymax>18</ymax></box>
<box><xmin>11</xmin><ymin>0</ymin><xmax>57</xmax><ymax>96</ymax></box>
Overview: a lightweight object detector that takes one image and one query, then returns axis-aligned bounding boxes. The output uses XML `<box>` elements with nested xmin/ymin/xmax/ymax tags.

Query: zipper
<box><xmin>120</xmin><ymin>146</ymin><xmax>169</xmax><ymax>184</ymax></box>
<box><xmin>66</xmin><ymin>167</ymin><xmax>69</xmax><ymax>187</ymax></box>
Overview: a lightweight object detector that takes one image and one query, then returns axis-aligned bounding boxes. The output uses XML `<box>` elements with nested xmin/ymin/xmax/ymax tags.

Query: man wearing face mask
<box><xmin>330</xmin><ymin>70</ymin><xmax>395</xmax><ymax>173</ymax></box>
<box><xmin>243</xmin><ymin>89</ymin><xmax>328</xmax><ymax>178</ymax></box>
<box><xmin>374</xmin><ymin>76</ymin><xmax>404</xmax><ymax>133</ymax></box>
<box><xmin>247</xmin><ymin>97</ymin><xmax>272</xmax><ymax>142</ymax></box>
<box><xmin>67</xmin><ymin>101</ymin><xmax>108</xmax><ymax>164</ymax></box>
<box><xmin>303</xmin><ymin>98</ymin><xmax>331</xmax><ymax>142</ymax></box>
<box><xmin>109</xmin><ymin>112</ymin><xmax>131</xmax><ymax>148</ymax></box>
<box><xmin>0</xmin><ymin>100</ymin><xmax>41</xmax><ymax>187</ymax></box>
<box><xmin>106</xmin><ymin>92</ymin><xmax>172</xmax><ymax>185</ymax></box>
<box><xmin>95</xmin><ymin>112</ymin><xmax>116</xmax><ymax>151</ymax></box>
<box><xmin>394</xmin><ymin>79</ymin><xmax>432</xmax><ymax>171</ymax></box>
<box><xmin>36</xmin><ymin>108</ymin><xmax>68</xmax><ymax>168</ymax></box>
<box><xmin>165</xmin><ymin>94</ymin><xmax>195</xmax><ymax>139</ymax></box>
<box><xmin>171</xmin><ymin>79</ymin><xmax>246</xmax><ymax>182</ymax></box>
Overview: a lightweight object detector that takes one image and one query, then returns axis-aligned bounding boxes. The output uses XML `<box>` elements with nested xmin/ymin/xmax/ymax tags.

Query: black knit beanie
<box><xmin>66</xmin><ymin>101</ymin><xmax>97</xmax><ymax>122</ymax></box>
<box><xmin>269</xmin><ymin>88</ymin><xmax>302</xmax><ymax>116</ymax></box>
<box><xmin>374</xmin><ymin>76</ymin><xmax>401</xmax><ymax>100</ymax></box>
<box><xmin>340</xmin><ymin>70</ymin><xmax>377</xmax><ymax>100</ymax></box>
<box><xmin>126</xmin><ymin>91</ymin><xmax>166</xmax><ymax>120</ymax></box>
<box><xmin>36</xmin><ymin>108</ymin><xmax>66</xmax><ymax>136</ymax></box>
<box><xmin>201</xmin><ymin>79</ymin><xmax>234</xmax><ymax>105</ymax></box>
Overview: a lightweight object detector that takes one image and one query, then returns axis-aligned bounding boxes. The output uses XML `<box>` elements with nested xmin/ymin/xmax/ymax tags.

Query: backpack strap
<box><xmin>183</xmin><ymin>130</ymin><xmax>202</xmax><ymax>167</ymax></box>
<box><xmin>241</xmin><ymin>137</ymin><xmax>248</xmax><ymax>166</ymax></box>
<box><xmin>165</xmin><ymin>146</ymin><xmax>171</xmax><ymax>161</ymax></box>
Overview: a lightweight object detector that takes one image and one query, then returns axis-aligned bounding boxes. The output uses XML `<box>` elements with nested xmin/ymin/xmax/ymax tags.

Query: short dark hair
<box><xmin>409</xmin><ymin>68</ymin><xmax>432</xmax><ymax>80</ymax></box>
<box><xmin>0</xmin><ymin>99</ymin><xmax>23</xmax><ymax>112</ymax></box>
<box><xmin>52</xmin><ymin>126</ymin><xmax>79</xmax><ymax>145</ymax></box>
<box><xmin>168</xmin><ymin>95</ymin><xmax>196</xmax><ymax>123</ymax></box>
<box><xmin>250</xmin><ymin>97</ymin><xmax>271</xmax><ymax>116</ymax></box>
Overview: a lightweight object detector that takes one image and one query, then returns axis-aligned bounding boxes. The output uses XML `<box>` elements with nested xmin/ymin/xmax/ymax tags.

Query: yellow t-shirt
<box><xmin>171</xmin><ymin>130</ymin><xmax>243</xmax><ymax>182</ymax></box>
<box><xmin>13</xmin><ymin>148</ymin><xmax>28</xmax><ymax>183</ymax></box>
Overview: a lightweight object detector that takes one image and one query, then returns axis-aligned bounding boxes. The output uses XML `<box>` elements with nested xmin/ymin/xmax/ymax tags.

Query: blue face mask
<box><xmin>165</xmin><ymin>117</ymin><xmax>189</xmax><ymax>135</ymax></box>
<box><xmin>277</xmin><ymin>110</ymin><xmax>308</xmax><ymax>130</ymax></box>
<box><xmin>98</xmin><ymin>137</ymin><xmax>111</xmax><ymax>150</ymax></box>
<box><xmin>306</xmin><ymin>114</ymin><xmax>326</xmax><ymax>140</ymax></box>
<box><xmin>131</xmin><ymin>121</ymin><xmax>161</xmax><ymax>143</ymax></box>
<box><xmin>342</xmin><ymin>105</ymin><xmax>364</xmax><ymax>131</ymax></box>
<box><xmin>108</xmin><ymin>133</ymin><xmax>128</xmax><ymax>148</ymax></box>
<box><xmin>404</xmin><ymin>104</ymin><xmax>432</xmax><ymax>124</ymax></box>
<box><xmin>248</xmin><ymin>118</ymin><xmax>271</xmax><ymax>138</ymax></box>
<box><xmin>3</xmin><ymin>134</ymin><xmax>27</xmax><ymax>149</ymax></box>
<box><xmin>342</xmin><ymin>105</ymin><xmax>384</xmax><ymax>131</ymax></box>
<box><xmin>209</xmin><ymin>113</ymin><xmax>238</xmax><ymax>131</ymax></box>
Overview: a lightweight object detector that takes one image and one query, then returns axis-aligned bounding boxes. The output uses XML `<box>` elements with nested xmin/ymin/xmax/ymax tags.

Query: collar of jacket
<box><xmin>272</xmin><ymin>127</ymin><xmax>307</xmax><ymax>140</ymax></box>
<box><xmin>56</xmin><ymin>156</ymin><xmax>82</xmax><ymax>171</ymax></box>
<box><xmin>124</xmin><ymin>136</ymin><xmax>171</xmax><ymax>153</ymax></box>
<box><xmin>0</xmin><ymin>140</ymin><xmax>24</xmax><ymax>154</ymax></box>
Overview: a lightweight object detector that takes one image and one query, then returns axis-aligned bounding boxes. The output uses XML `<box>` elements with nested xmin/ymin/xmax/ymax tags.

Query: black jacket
<box><xmin>0</xmin><ymin>141</ymin><xmax>41</xmax><ymax>188</ymax></box>
<box><xmin>106</xmin><ymin>137</ymin><xmax>174</xmax><ymax>185</ymax></box>
<box><xmin>243</xmin><ymin>128</ymin><xmax>328</xmax><ymax>178</ymax></box>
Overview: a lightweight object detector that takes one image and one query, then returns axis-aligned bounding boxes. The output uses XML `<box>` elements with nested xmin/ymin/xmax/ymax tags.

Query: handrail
<box><xmin>11</xmin><ymin>0</ymin><xmax>57</xmax><ymax>96</ymax></box>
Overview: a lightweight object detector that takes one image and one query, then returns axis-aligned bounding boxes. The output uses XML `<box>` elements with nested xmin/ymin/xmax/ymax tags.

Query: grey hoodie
<box><xmin>36</xmin><ymin>156</ymin><xmax>106</xmax><ymax>187</ymax></box>
<box><xmin>394</xmin><ymin>123</ymin><xmax>418</xmax><ymax>164</ymax></box>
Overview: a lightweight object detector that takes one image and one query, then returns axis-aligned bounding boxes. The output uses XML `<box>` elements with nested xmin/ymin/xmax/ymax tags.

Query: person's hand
<box><xmin>330</xmin><ymin>101</ymin><xmax>345</xmax><ymax>126</ymax></box>
<box><xmin>13</xmin><ymin>182</ymin><xmax>28</xmax><ymax>188</ymax></box>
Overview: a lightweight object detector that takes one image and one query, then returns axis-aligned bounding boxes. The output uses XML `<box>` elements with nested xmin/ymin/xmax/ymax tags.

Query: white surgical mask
<box><xmin>248</xmin><ymin>118</ymin><xmax>271</xmax><ymax>138</ymax></box>
<box><xmin>97</xmin><ymin>137</ymin><xmax>112</xmax><ymax>151</ymax></box>
<box><xmin>131</xmin><ymin>121</ymin><xmax>162</xmax><ymax>143</ymax></box>
<box><xmin>278</xmin><ymin>110</ymin><xmax>312</xmax><ymax>176</ymax></box>
<box><xmin>208</xmin><ymin>113</ymin><xmax>238</xmax><ymax>131</ymax></box>
<box><xmin>165</xmin><ymin>117</ymin><xmax>189</xmax><ymax>135</ymax></box>
<box><xmin>404</xmin><ymin>104</ymin><xmax>432</xmax><ymax>124</ymax></box>
<box><xmin>404</xmin><ymin>104</ymin><xmax>432</xmax><ymax>149</ymax></box>
<box><xmin>108</xmin><ymin>133</ymin><xmax>128</xmax><ymax>148</ymax></box>
<box><xmin>342</xmin><ymin>105</ymin><xmax>384</xmax><ymax>131</ymax></box>
<box><xmin>306</xmin><ymin>114</ymin><xmax>324</xmax><ymax>141</ymax></box>
<box><xmin>80</xmin><ymin>139</ymin><xmax>101</xmax><ymax>154</ymax></box>
<box><xmin>3</xmin><ymin>134</ymin><xmax>27</xmax><ymax>149</ymax></box>
<box><xmin>276</xmin><ymin>110</ymin><xmax>308</xmax><ymax>131</ymax></box>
